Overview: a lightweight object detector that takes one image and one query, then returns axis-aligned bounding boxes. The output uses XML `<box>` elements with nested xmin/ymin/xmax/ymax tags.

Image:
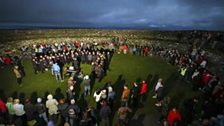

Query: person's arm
<box><xmin>127</xmin><ymin>107</ymin><xmax>132</xmax><ymax>113</ymax></box>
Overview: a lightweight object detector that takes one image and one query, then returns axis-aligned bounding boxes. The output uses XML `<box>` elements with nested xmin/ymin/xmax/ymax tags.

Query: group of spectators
<box><xmin>30</xmin><ymin>42</ymin><xmax>113</xmax><ymax>82</ymax></box>
<box><xmin>0</xmin><ymin>32</ymin><xmax>223</xmax><ymax>126</ymax></box>
<box><xmin>119</xmin><ymin>38</ymin><xmax>224</xmax><ymax>125</ymax></box>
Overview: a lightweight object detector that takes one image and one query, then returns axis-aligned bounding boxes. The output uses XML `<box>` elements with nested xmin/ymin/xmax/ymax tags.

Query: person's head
<box><xmin>172</xmin><ymin>107</ymin><xmax>177</xmax><ymax>112</ymax></box>
<box><xmin>69</xmin><ymin>86</ymin><xmax>74</xmax><ymax>91</ymax></box>
<box><xmin>70</xmin><ymin>99</ymin><xmax>75</xmax><ymax>104</ymax></box>
<box><xmin>14</xmin><ymin>99</ymin><xmax>20</xmax><ymax>104</ymax></box>
<box><xmin>158</xmin><ymin>78</ymin><xmax>163</xmax><ymax>82</ymax></box>
<box><xmin>59</xmin><ymin>98</ymin><xmax>65</xmax><ymax>104</ymax></box>
<box><xmin>47</xmin><ymin>94</ymin><xmax>53</xmax><ymax>100</ymax></box>
<box><xmin>124</xmin><ymin>85</ymin><xmax>128</xmax><ymax>90</ymax></box>
<box><xmin>37</xmin><ymin>98</ymin><xmax>42</xmax><ymax>103</ymax></box>
<box><xmin>121</xmin><ymin>102</ymin><xmax>126</xmax><ymax>107</ymax></box>
<box><xmin>64</xmin><ymin>122</ymin><xmax>70</xmax><ymax>126</ymax></box>
<box><xmin>133</xmin><ymin>82</ymin><xmax>138</xmax><ymax>87</ymax></box>
<box><xmin>25</xmin><ymin>98</ymin><xmax>31</xmax><ymax>104</ymax></box>
<box><xmin>101</xmin><ymin>89</ymin><xmax>107</xmax><ymax>94</ymax></box>
<box><xmin>14</xmin><ymin>65</ymin><xmax>19</xmax><ymax>69</ymax></box>
<box><xmin>7</xmin><ymin>97</ymin><xmax>13</xmax><ymax>103</ymax></box>
<box><xmin>108</xmin><ymin>86</ymin><xmax>113</xmax><ymax>93</ymax></box>
<box><xmin>68</xmin><ymin>77</ymin><xmax>73</xmax><ymax>81</ymax></box>
<box><xmin>84</xmin><ymin>75</ymin><xmax>89</xmax><ymax>80</ymax></box>
<box><xmin>142</xmin><ymin>80</ymin><xmax>145</xmax><ymax>83</ymax></box>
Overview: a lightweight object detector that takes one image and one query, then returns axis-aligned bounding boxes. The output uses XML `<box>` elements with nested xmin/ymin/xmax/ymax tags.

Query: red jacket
<box><xmin>0</xmin><ymin>99</ymin><xmax>6</xmax><ymax>113</ymax></box>
<box><xmin>4</xmin><ymin>57</ymin><xmax>11</xmax><ymax>65</ymax></box>
<box><xmin>140</xmin><ymin>82</ymin><xmax>148</xmax><ymax>94</ymax></box>
<box><xmin>202</xmin><ymin>73</ymin><xmax>212</xmax><ymax>85</ymax></box>
<box><xmin>167</xmin><ymin>110</ymin><xmax>182</xmax><ymax>126</ymax></box>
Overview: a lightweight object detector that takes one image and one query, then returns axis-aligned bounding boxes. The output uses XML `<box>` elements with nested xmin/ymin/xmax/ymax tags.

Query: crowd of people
<box><xmin>123</xmin><ymin>38</ymin><xmax>224</xmax><ymax>125</ymax></box>
<box><xmin>0</xmin><ymin>33</ymin><xmax>223</xmax><ymax>126</ymax></box>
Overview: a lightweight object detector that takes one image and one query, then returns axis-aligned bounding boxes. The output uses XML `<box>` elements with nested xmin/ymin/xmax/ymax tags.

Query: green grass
<box><xmin>0</xmin><ymin>54</ymin><xmax>176</xmax><ymax>98</ymax></box>
<box><xmin>0</xmin><ymin>54</ymin><xmax>199</xmax><ymax>125</ymax></box>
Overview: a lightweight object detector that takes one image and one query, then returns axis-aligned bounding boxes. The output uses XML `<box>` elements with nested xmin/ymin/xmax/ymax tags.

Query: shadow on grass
<box><xmin>77</xmin><ymin>94</ymin><xmax>88</xmax><ymax>112</ymax></box>
<box><xmin>19</xmin><ymin>92</ymin><xmax>26</xmax><ymax>104</ymax></box>
<box><xmin>129</xmin><ymin>74</ymin><xmax>153</xmax><ymax>124</ymax></box>
<box><xmin>128</xmin><ymin>114</ymin><xmax>145</xmax><ymax>126</ymax></box>
<box><xmin>12</xmin><ymin>91</ymin><xmax>18</xmax><ymax>99</ymax></box>
<box><xmin>163</xmin><ymin>72</ymin><xmax>179</xmax><ymax>97</ymax></box>
<box><xmin>75</xmin><ymin>75</ymin><xmax>83</xmax><ymax>100</ymax></box>
<box><xmin>54</xmin><ymin>88</ymin><xmax>64</xmax><ymax>101</ymax></box>
<box><xmin>0</xmin><ymin>88</ymin><xmax>7</xmax><ymax>102</ymax></box>
<box><xmin>90</xmin><ymin>71</ymin><xmax>96</xmax><ymax>96</ymax></box>
<box><xmin>110</xmin><ymin>74</ymin><xmax>125</xmax><ymax>126</ymax></box>
<box><xmin>169</xmin><ymin>91</ymin><xmax>185</xmax><ymax>109</ymax></box>
<box><xmin>30</xmin><ymin>91</ymin><xmax>38</xmax><ymax>104</ymax></box>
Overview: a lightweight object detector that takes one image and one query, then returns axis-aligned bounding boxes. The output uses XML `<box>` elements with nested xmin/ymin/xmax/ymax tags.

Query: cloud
<box><xmin>0</xmin><ymin>0</ymin><xmax>223</xmax><ymax>30</ymax></box>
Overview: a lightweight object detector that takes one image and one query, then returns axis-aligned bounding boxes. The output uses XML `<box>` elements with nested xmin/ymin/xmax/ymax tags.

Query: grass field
<box><xmin>0</xmin><ymin>54</ymin><xmax>199</xmax><ymax>125</ymax></box>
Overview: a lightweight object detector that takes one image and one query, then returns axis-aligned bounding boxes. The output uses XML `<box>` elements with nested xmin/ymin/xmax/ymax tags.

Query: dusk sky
<box><xmin>0</xmin><ymin>0</ymin><xmax>223</xmax><ymax>30</ymax></box>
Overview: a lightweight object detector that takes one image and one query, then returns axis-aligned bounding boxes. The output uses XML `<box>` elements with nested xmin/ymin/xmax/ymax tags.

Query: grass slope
<box><xmin>0</xmin><ymin>54</ymin><xmax>198</xmax><ymax>125</ymax></box>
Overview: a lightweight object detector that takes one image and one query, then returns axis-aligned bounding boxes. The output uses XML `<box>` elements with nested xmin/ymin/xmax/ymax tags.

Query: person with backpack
<box><xmin>35</xmin><ymin>98</ymin><xmax>48</xmax><ymax>124</ymax></box>
<box><xmin>67</xmin><ymin>99</ymin><xmax>80</xmax><ymax>126</ymax></box>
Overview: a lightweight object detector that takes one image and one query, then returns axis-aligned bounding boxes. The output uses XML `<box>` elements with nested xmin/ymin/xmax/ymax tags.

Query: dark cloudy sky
<box><xmin>0</xmin><ymin>0</ymin><xmax>223</xmax><ymax>30</ymax></box>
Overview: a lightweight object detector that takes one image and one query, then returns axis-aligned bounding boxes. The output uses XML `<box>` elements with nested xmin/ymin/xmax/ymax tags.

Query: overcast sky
<box><xmin>0</xmin><ymin>0</ymin><xmax>223</xmax><ymax>30</ymax></box>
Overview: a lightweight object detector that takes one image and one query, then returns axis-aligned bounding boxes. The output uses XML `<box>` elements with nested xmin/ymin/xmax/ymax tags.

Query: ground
<box><xmin>0</xmin><ymin>54</ymin><xmax>198</xmax><ymax>126</ymax></box>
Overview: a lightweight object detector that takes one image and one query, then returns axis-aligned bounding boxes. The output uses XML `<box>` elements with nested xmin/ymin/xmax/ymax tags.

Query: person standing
<box><xmin>131</xmin><ymin>82</ymin><xmax>140</xmax><ymax>108</ymax></box>
<box><xmin>83</xmin><ymin>75</ymin><xmax>91</xmax><ymax>96</ymax></box>
<box><xmin>13</xmin><ymin>99</ymin><xmax>27</xmax><ymax>126</ymax></box>
<box><xmin>93</xmin><ymin>89</ymin><xmax>102</xmax><ymax>110</ymax></box>
<box><xmin>155</xmin><ymin>82</ymin><xmax>164</xmax><ymax>107</ymax></box>
<box><xmin>13</xmin><ymin>66</ymin><xmax>22</xmax><ymax>86</ymax></box>
<box><xmin>153</xmin><ymin>78</ymin><xmax>163</xmax><ymax>99</ymax></box>
<box><xmin>67</xmin><ymin>99</ymin><xmax>80</xmax><ymax>126</ymax></box>
<box><xmin>46</xmin><ymin>94</ymin><xmax>58</xmax><ymax>123</ymax></box>
<box><xmin>0</xmin><ymin>98</ymin><xmax>7</xmax><ymax>125</ymax></box>
<box><xmin>167</xmin><ymin>108</ymin><xmax>182</xmax><ymax>126</ymax></box>
<box><xmin>57</xmin><ymin>98</ymin><xmax>69</xmax><ymax>126</ymax></box>
<box><xmin>32</xmin><ymin>58</ymin><xmax>39</xmax><ymax>74</ymax></box>
<box><xmin>51</xmin><ymin>62</ymin><xmax>62</xmax><ymax>82</ymax></box>
<box><xmin>140</xmin><ymin>80</ymin><xmax>148</xmax><ymax>103</ymax></box>
<box><xmin>117</xmin><ymin>103</ymin><xmax>132</xmax><ymax>126</ymax></box>
<box><xmin>121</xmin><ymin>85</ymin><xmax>130</xmax><ymax>106</ymax></box>
<box><xmin>35</xmin><ymin>98</ymin><xmax>48</xmax><ymax>124</ymax></box>
<box><xmin>107</xmin><ymin>86</ymin><xmax>116</xmax><ymax>110</ymax></box>
<box><xmin>67</xmin><ymin>86</ymin><xmax>76</xmax><ymax>101</ymax></box>
<box><xmin>24</xmin><ymin>99</ymin><xmax>36</xmax><ymax>125</ymax></box>
<box><xmin>6</xmin><ymin>97</ymin><xmax>15</xmax><ymax>125</ymax></box>
<box><xmin>99</xmin><ymin>102</ymin><xmax>111</xmax><ymax>126</ymax></box>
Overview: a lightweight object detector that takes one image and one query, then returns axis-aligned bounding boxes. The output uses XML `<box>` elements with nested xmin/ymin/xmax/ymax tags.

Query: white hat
<box><xmin>84</xmin><ymin>75</ymin><xmax>89</xmax><ymax>80</ymax></box>
<box><xmin>108</xmin><ymin>86</ymin><xmax>113</xmax><ymax>93</ymax></box>
<box><xmin>37</xmin><ymin>98</ymin><xmax>42</xmax><ymax>103</ymax></box>
<box><xmin>47</xmin><ymin>94</ymin><xmax>53</xmax><ymax>100</ymax></box>
<box><xmin>69</xmin><ymin>86</ymin><xmax>74</xmax><ymax>90</ymax></box>
<box><xmin>71</xmin><ymin>99</ymin><xmax>75</xmax><ymax>104</ymax></box>
<box><xmin>101</xmin><ymin>89</ymin><xmax>106</xmax><ymax>94</ymax></box>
